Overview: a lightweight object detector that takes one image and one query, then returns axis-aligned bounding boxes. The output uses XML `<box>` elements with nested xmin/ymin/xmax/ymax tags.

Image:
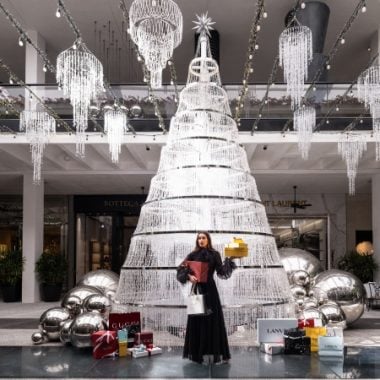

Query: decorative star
<box><xmin>192</xmin><ymin>12</ymin><xmax>215</xmax><ymax>37</ymax></box>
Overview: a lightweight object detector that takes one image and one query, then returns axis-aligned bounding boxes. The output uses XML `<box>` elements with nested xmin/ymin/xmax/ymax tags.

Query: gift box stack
<box><xmin>90</xmin><ymin>311</ymin><xmax>162</xmax><ymax>360</ymax></box>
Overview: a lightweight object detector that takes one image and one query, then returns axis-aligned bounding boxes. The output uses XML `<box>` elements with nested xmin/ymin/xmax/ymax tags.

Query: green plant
<box><xmin>35</xmin><ymin>251</ymin><xmax>68</xmax><ymax>285</ymax></box>
<box><xmin>337</xmin><ymin>251</ymin><xmax>378</xmax><ymax>283</ymax></box>
<box><xmin>0</xmin><ymin>250</ymin><xmax>25</xmax><ymax>285</ymax></box>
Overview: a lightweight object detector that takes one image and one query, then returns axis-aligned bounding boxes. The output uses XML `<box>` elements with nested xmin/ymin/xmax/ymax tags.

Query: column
<box><xmin>22</xmin><ymin>173</ymin><xmax>44</xmax><ymax>302</ymax></box>
<box><xmin>372</xmin><ymin>174</ymin><xmax>380</xmax><ymax>282</ymax></box>
<box><xmin>25</xmin><ymin>30</ymin><xmax>45</xmax><ymax>84</ymax></box>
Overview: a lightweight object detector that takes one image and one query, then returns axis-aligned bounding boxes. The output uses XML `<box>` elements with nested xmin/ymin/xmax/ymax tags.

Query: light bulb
<box><xmin>43</xmin><ymin>65</ymin><xmax>47</xmax><ymax>72</ymax></box>
<box><xmin>256</xmin><ymin>25</ymin><xmax>261</xmax><ymax>31</ymax></box>
<box><xmin>263</xmin><ymin>11</ymin><xmax>268</xmax><ymax>18</ymax></box>
<box><xmin>313</xmin><ymin>86</ymin><xmax>316</xmax><ymax>91</ymax></box>
<box><xmin>326</xmin><ymin>63</ymin><xmax>331</xmax><ymax>70</ymax></box>
<box><xmin>340</xmin><ymin>38</ymin><xmax>345</xmax><ymax>44</ymax></box>
<box><xmin>336</xmin><ymin>106</ymin><xmax>339</xmax><ymax>111</ymax></box>
<box><xmin>264</xmin><ymin>99</ymin><xmax>268</xmax><ymax>104</ymax></box>
<box><xmin>9</xmin><ymin>77</ymin><xmax>14</xmax><ymax>84</ymax></box>
<box><xmin>249</xmin><ymin>67</ymin><xmax>253</xmax><ymax>73</ymax></box>
<box><xmin>326</xmin><ymin>119</ymin><xmax>330</xmax><ymax>124</ymax></box>
<box><xmin>249</xmin><ymin>54</ymin><xmax>253</xmax><ymax>60</ymax></box>
<box><xmin>255</xmin><ymin>44</ymin><xmax>259</xmax><ymax>50</ymax></box>
<box><xmin>301</xmin><ymin>2</ymin><xmax>306</xmax><ymax>9</ymax></box>
<box><xmin>18</xmin><ymin>36</ymin><xmax>24</xmax><ymax>47</ymax></box>
<box><xmin>55</xmin><ymin>7</ymin><xmax>61</xmax><ymax>17</ymax></box>
<box><xmin>361</xmin><ymin>4</ymin><xmax>367</xmax><ymax>12</ymax></box>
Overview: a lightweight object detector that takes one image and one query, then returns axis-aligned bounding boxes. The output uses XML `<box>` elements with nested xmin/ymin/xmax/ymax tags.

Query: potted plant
<box><xmin>0</xmin><ymin>250</ymin><xmax>25</xmax><ymax>302</ymax></box>
<box><xmin>337</xmin><ymin>250</ymin><xmax>378</xmax><ymax>283</ymax></box>
<box><xmin>35</xmin><ymin>251</ymin><xmax>68</xmax><ymax>302</ymax></box>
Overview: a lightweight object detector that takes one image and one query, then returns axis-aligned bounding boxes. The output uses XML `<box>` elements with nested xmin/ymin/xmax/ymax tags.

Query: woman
<box><xmin>177</xmin><ymin>231</ymin><xmax>236</xmax><ymax>364</ymax></box>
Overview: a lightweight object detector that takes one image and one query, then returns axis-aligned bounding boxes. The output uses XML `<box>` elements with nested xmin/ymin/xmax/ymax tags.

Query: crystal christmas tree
<box><xmin>114</xmin><ymin>15</ymin><xmax>294</xmax><ymax>346</ymax></box>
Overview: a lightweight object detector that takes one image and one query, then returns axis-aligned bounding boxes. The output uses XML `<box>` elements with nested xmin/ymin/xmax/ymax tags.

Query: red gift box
<box><xmin>109</xmin><ymin>312</ymin><xmax>141</xmax><ymax>347</ymax></box>
<box><xmin>134</xmin><ymin>331</ymin><xmax>153</xmax><ymax>346</ymax></box>
<box><xmin>91</xmin><ymin>330</ymin><xmax>118</xmax><ymax>359</ymax></box>
<box><xmin>185</xmin><ymin>261</ymin><xmax>208</xmax><ymax>283</ymax></box>
<box><xmin>298</xmin><ymin>318</ymin><xmax>315</xmax><ymax>329</ymax></box>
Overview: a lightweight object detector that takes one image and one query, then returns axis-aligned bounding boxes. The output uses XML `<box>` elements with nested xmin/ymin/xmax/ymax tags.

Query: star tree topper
<box><xmin>192</xmin><ymin>13</ymin><xmax>215</xmax><ymax>36</ymax></box>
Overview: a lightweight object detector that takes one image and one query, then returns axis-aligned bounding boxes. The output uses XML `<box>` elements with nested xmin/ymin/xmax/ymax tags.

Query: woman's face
<box><xmin>197</xmin><ymin>233</ymin><xmax>208</xmax><ymax>248</ymax></box>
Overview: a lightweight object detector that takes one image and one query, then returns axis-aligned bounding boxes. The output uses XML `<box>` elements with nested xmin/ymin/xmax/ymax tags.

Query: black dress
<box><xmin>177</xmin><ymin>248</ymin><xmax>236</xmax><ymax>364</ymax></box>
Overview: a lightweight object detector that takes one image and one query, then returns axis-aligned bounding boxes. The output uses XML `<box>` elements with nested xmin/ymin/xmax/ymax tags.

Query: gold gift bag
<box><xmin>305</xmin><ymin>326</ymin><xmax>327</xmax><ymax>352</ymax></box>
<box><xmin>224</xmin><ymin>237</ymin><xmax>248</xmax><ymax>258</ymax></box>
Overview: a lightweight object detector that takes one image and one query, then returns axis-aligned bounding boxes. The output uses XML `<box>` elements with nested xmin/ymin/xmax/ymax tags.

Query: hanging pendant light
<box><xmin>279</xmin><ymin>23</ymin><xmax>313</xmax><ymax>110</ymax></box>
<box><xmin>56</xmin><ymin>38</ymin><xmax>104</xmax><ymax>157</ymax></box>
<box><xmin>129</xmin><ymin>0</ymin><xmax>183</xmax><ymax>88</ymax></box>
<box><xmin>293</xmin><ymin>105</ymin><xmax>315</xmax><ymax>160</ymax></box>
<box><xmin>104</xmin><ymin>105</ymin><xmax>128</xmax><ymax>163</ymax></box>
<box><xmin>338</xmin><ymin>133</ymin><xmax>367</xmax><ymax>195</ymax></box>
<box><xmin>20</xmin><ymin>110</ymin><xmax>56</xmax><ymax>184</ymax></box>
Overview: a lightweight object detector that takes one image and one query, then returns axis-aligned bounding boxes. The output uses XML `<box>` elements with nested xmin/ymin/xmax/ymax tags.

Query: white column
<box><xmin>21</xmin><ymin>31</ymin><xmax>46</xmax><ymax>302</ymax></box>
<box><xmin>22</xmin><ymin>174</ymin><xmax>44</xmax><ymax>302</ymax></box>
<box><xmin>372</xmin><ymin>174</ymin><xmax>380</xmax><ymax>282</ymax></box>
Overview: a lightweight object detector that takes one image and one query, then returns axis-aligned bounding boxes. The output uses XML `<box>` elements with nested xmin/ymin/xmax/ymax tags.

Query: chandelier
<box><xmin>56</xmin><ymin>38</ymin><xmax>104</xmax><ymax>157</ymax></box>
<box><xmin>129</xmin><ymin>0</ymin><xmax>183</xmax><ymax>88</ymax></box>
<box><xmin>104</xmin><ymin>105</ymin><xmax>128</xmax><ymax>163</ymax></box>
<box><xmin>338</xmin><ymin>133</ymin><xmax>367</xmax><ymax>195</ymax></box>
<box><xmin>279</xmin><ymin>24</ymin><xmax>313</xmax><ymax>110</ymax></box>
<box><xmin>20</xmin><ymin>110</ymin><xmax>56</xmax><ymax>184</ymax></box>
<box><xmin>293</xmin><ymin>105</ymin><xmax>315</xmax><ymax>160</ymax></box>
<box><xmin>357</xmin><ymin>65</ymin><xmax>380</xmax><ymax>160</ymax></box>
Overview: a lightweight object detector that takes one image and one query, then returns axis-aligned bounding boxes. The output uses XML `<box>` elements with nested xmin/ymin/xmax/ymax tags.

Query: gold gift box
<box><xmin>304</xmin><ymin>326</ymin><xmax>327</xmax><ymax>352</ymax></box>
<box><xmin>224</xmin><ymin>237</ymin><xmax>248</xmax><ymax>258</ymax></box>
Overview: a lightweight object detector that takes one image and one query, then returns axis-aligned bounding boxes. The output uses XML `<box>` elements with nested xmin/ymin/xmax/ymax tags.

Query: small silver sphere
<box><xmin>60</xmin><ymin>319</ymin><xmax>73</xmax><ymax>344</ymax></box>
<box><xmin>318</xmin><ymin>302</ymin><xmax>346</xmax><ymax>328</ymax></box>
<box><xmin>77</xmin><ymin>270</ymin><xmax>119</xmax><ymax>298</ymax></box>
<box><xmin>290</xmin><ymin>285</ymin><xmax>307</xmax><ymax>299</ymax></box>
<box><xmin>279</xmin><ymin>248</ymin><xmax>323</xmax><ymax>286</ymax></box>
<box><xmin>70</xmin><ymin>312</ymin><xmax>107</xmax><ymax>348</ymax></box>
<box><xmin>303</xmin><ymin>296</ymin><xmax>319</xmax><ymax>309</ymax></box>
<box><xmin>129</xmin><ymin>104</ymin><xmax>142</xmax><ymax>118</ymax></box>
<box><xmin>83</xmin><ymin>294</ymin><xmax>112</xmax><ymax>317</ymax></box>
<box><xmin>311</xmin><ymin>269</ymin><xmax>365</xmax><ymax>324</ymax></box>
<box><xmin>300</xmin><ymin>307</ymin><xmax>327</xmax><ymax>325</ymax></box>
<box><xmin>31</xmin><ymin>331</ymin><xmax>46</xmax><ymax>345</ymax></box>
<box><xmin>61</xmin><ymin>295</ymin><xmax>82</xmax><ymax>316</ymax></box>
<box><xmin>39</xmin><ymin>307</ymin><xmax>71</xmax><ymax>341</ymax></box>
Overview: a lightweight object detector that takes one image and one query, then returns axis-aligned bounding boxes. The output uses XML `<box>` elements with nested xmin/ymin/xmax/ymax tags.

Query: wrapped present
<box><xmin>117</xmin><ymin>329</ymin><xmax>128</xmax><ymax>357</ymax></box>
<box><xmin>91</xmin><ymin>330</ymin><xmax>118</xmax><ymax>359</ymax></box>
<box><xmin>260</xmin><ymin>342</ymin><xmax>284</xmax><ymax>355</ymax></box>
<box><xmin>134</xmin><ymin>331</ymin><xmax>153</xmax><ymax>346</ymax></box>
<box><xmin>184</xmin><ymin>261</ymin><xmax>208</xmax><ymax>283</ymax></box>
<box><xmin>109</xmin><ymin>312</ymin><xmax>141</xmax><ymax>347</ymax></box>
<box><xmin>257</xmin><ymin>318</ymin><xmax>298</xmax><ymax>343</ymax></box>
<box><xmin>129</xmin><ymin>344</ymin><xmax>149</xmax><ymax>358</ymax></box>
<box><xmin>304</xmin><ymin>326</ymin><xmax>327</xmax><ymax>352</ymax></box>
<box><xmin>224</xmin><ymin>237</ymin><xmax>248</xmax><ymax>258</ymax></box>
<box><xmin>284</xmin><ymin>334</ymin><xmax>311</xmax><ymax>355</ymax></box>
<box><xmin>318</xmin><ymin>336</ymin><xmax>344</xmax><ymax>357</ymax></box>
<box><xmin>147</xmin><ymin>346</ymin><xmax>162</xmax><ymax>356</ymax></box>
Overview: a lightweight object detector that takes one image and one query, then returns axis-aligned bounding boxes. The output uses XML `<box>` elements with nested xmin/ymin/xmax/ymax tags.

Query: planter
<box><xmin>40</xmin><ymin>283</ymin><xmax>63</xmax><ymax>302</ymax></box>
<box><xmin>1</xmin><ymin>282</ymin><xmax>21</xmax><ymax>302</ymax></box>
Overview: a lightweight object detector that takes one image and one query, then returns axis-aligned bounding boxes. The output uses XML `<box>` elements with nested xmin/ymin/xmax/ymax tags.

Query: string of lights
<box><xmin>234</xmin><ymin>0</ymin><xmax>265</xmax><ymax>125</ymax></box>
<box><xmin>57</xmin><ymin>0</ymin><xmax>82</xmax><ymax>40</ymax></box>
<box><xmin>314</xmin><ymin>52</ymin><xmax>378</xmax><ymax>133</ymax></box>
<box><xmin>0</xmin><ymin>1</ymin><xmax>55</xmax><ymax>73</ymax></box>
<box><xmin>0</xmin><ymin>59</ymin><xmax>73</xmax><ymax>133</ymax></box>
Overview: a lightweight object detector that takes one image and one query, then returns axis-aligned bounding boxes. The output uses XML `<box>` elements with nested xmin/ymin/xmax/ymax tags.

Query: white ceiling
<box><xmin>0</xmin><ymin>0</ymin><xmax>379</xmax><ymax>195</ymax></box>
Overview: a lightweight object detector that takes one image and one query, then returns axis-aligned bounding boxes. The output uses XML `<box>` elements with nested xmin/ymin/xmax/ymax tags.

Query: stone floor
<box><xmin>0</xmin><ymin>302</ymin><xmax>379</xmax><ymax>379</ymax></box>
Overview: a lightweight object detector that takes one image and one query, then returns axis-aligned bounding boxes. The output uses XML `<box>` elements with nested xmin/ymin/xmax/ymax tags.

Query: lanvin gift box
<box><xmin>257</xmin><ymin>318</ymin><xmax>298</xmax><ymax>343</ymax></box>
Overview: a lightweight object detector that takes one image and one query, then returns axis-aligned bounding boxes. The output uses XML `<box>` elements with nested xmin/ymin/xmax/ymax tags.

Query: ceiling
<box><xmin>0</xmin><ymin>0</ymin><xmax>379</xmax><ymax>196</ymax></box>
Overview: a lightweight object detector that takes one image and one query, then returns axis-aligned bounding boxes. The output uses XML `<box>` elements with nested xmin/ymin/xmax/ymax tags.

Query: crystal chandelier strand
<box><xmin>293</xmin><ymin>106</ymin><xmax>316</xmax><ymax>160</ymax></box>
<box><xmin>104</xmin><ymin>108</ymin><xmax>128</xmax><ymax>163</ymax></box>
<box><xmin>19</xmin><ymin>110</ymin><xmax>56</xmax><ymax>184</ymax></box>
<box><xmin>129</xmin><ymin>0</ymin><xmax>182</xmax><ymax>89</ymax></box>
<box><xmin>56</xmin><ymin>38</ymin><xmax>104</xmax><ymax>157</ymax></box>
<box><xmin>279</xmin><ymin>25</ymin><xmax>313</xmax><ymax>110</ymax></box>
<box><xmin>338</xmin><ymin>133</ymin><xmax>367</xmax><ymax>195</ymax></box>
<box><xmin>373</xmin><ymin>118</ymin><xmax>380</xmax><ymax>161</ymax></box>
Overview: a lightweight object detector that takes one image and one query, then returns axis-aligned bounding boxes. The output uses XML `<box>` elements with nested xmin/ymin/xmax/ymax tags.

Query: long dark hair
<box><xmin>192</xmin><ymin>231</ymin><xmax>215</xmax><ymax>252</ymax></box>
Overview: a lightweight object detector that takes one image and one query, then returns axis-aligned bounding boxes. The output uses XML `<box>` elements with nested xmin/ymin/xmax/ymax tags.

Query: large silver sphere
<box><xmin>278</xmin><ymin>248</ymin><xmax>323</xmax><ymax>286</ymax></box>
<box><xmin>83</xmin><ymin>294</ymin><xmax>112</xmax><ymax>317</ymax></box>
<box><xmin>70</xmin><ymin>312</ymin><xmax>107</xmax><ymax>348</ymax></box>
<box><xmin>318</xmin><ymin>302</ymin><xmax>346</xmax><ymax>328</ymax></box>
<box><xmin>300</xmin><ymin>307</ymin><xmax>327</xmax><ymax>325</ymax></box>
<box><xmin>77</xmin><ymin>270</ymin><xmax>119</xmax><ymax>298</ymax></box>
<box><xmin>311</xmin><ymin>269</ymin><xmax>365</xmax><ymax>324</ymax></box>
<box><xmin>39</xmin><ymin>307</ymin><xmax>71</xmax><ymax>341</ymax></box>
<box><xmin>31</xmin><ymin>331</ymin><xmax>46</xmax><ymax>345</ymax></box>
<box><xmin>61</xmin><ymin>285</ymin><xmax>104</xmax><ymax>310</ymax></box>
<box><xmin>60</xmin><ymin>319</ymin><xmax>73</xmax><ymax>344</ymax></box>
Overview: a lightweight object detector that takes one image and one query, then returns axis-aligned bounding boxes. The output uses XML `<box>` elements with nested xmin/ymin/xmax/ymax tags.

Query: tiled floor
<box><xmin>0</xmin><ymin>302</ymin><xmax>379</xmax><ymax>379</ymax></box>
